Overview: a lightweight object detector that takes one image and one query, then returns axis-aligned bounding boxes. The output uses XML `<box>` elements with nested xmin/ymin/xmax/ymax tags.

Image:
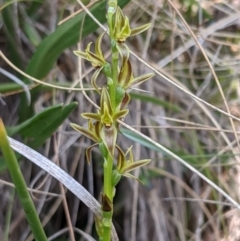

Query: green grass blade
<box><xmin>0</xmin><ymin>119</ymin><xmax>47</xmax><ymax>241</ymax></box>
<box><xmin>1</xmin><ymin>5</ymin><xmax>23</xmax><ymax>69</ymax></box>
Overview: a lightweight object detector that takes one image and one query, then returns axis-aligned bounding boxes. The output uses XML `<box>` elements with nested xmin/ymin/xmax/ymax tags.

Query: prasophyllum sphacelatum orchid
<box><xmin>71</xmin><ymin>2</ymin><xmax>154</xmax><ymax>240</ymax></box>
<box><xmin>71</xmin><ymin>4</ymin><xmax>154</xmax><ymax>179</ymax></box>
<box><xmin>73</xmin><ymin>32</ymin><xmax>112</xmax><ymax>95</ymax></box>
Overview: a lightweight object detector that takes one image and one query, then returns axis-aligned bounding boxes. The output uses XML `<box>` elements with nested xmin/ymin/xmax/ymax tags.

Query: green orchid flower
<box><xmin>80</xmin><ymin>88</ymin><xmax>128</xmax><ymax>157</ymax></box>
<box><xmin>113</xmin><ymin>7</ymin><xmax>151</xmax><ymax>42</ymax></box>
<box><xmin>81</xmin><ymin>88</ymin><xmax>129</xmax><ymax>127</ymax></box>
<box><xmin>114</xmin><ymin>44</ymin><xmax>155</xmax><ymax>108</ymax></box>
<box><xmin>74</xmin><ymin>33</ymin><xmax>112</xmax><ymax>94</ymax></box>
<box><xmin>70</xmin><ymin>120</ymin><xmax>102</xmax><ymax>165</ymax></box>
<box><xmin>111</xmin><ymin>145</ymin><xmax>151</xmax><ymax>186</ymax></box>
<box><xmin>74</xmin><ymin>32</ymin><xmax>106</xmax><ymax>67</ymax></box>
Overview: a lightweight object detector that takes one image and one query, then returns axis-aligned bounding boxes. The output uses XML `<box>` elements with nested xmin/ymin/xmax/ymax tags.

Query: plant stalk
<box><xmin>102</xmin><ymin>210</ymin><xmax>112</xmax><ymax>241</ymax></box>
<box><xmin>103</xmin><ymin>155</ymin><xmax>113</xmax><ymax>201</ymax></box>
<box><xmin>107</xmin><ymin>0</ymin><xmax>118</xmax><ymax>111</ymax></box>
<box><xmin>102</xmin><ymin>155</ymin><xmax>113</xmax><ymax>241</ymax></box>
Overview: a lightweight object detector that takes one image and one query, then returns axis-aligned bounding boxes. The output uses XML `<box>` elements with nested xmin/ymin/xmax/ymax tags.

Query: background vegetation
<box><xmin>1</xmin><ymin>0</ymin><xmax>240</xmax><ymax>240</ymax></box>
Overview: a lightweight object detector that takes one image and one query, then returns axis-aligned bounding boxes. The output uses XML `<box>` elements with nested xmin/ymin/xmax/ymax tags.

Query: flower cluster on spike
<box><xmin>71</xmin><ymin>6</ymin><xmax>154</xmax><ymax>186</ymax></box>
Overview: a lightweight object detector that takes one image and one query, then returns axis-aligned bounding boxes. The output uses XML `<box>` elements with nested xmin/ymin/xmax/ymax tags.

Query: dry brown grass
<box><xmin>1</xmin><ymin>0</ymin><xmax>240</xmax><ymax>240</ymax></box>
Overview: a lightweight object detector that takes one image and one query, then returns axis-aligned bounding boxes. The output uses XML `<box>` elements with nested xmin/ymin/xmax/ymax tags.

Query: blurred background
<box><xmin>1</xmin><ymin>0</ymin><xmax>240</xmax><ymax>240</ymax></box>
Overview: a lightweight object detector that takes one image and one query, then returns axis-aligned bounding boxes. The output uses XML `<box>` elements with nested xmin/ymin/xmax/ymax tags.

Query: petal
<box><xmin>86</xmin><ymin>143</ymin><xmax>98</xmax><ymax>165</ymax></box>
<box><xmin>123</xmin><ymin>173</ymin><xmax>144</xmax><ymax>184</ymax></box>
<box><xmin>100</xmin><ymin>88</ymin><xmax>113</xmax><ymax>116</ymax></box>
<box><xmin>116</xmin><ymin>145</ymin><xmax>126</xmax><ymax>171</ymax></box>
<box><xmin>88</xmin><ymin>119</ymin><xmax>95</xmax><ymax>132</ymax></box>
<box><xmin>94</xmin><ymin>121</ymin><xmax>102</xmax><ymax>141</ymax></box>
<box><xmin>130</xmin><ymin>23</ymin><xmax>151</xmax><ymax>37</ymax></box>
<box><xmin>120</xmin><ymin>92</ymin><xmax>131</xmax><ymax>109</ymax></box>
<box><xmin>70</xmin><ymin>123</ymin><xmax>99</xmax><ymax>142</ymax></box>
<box><xmin>118</xmin><ymin>16</ymin><xmax>131</xmax><ymax>41</ymax></box>
<box><xmin>91</xmin><ymin>67</ymin><xmax>103</xmax><ymax>94</ymax></box>
<box><xmin>115</xmin><ymin>7</ymin><xmax>125</xmax><ymax>30</ymax></box>
<box><xmin>118</xmin><ymin>59</ymin><xmax>132</xmax><ymax>88</ymax></box>
<box><xmin>95</xmin><ymin>32</ymin><xmax>105</xmax><ymax>61</ymax></box>
<box><xmin>117</xmin><ymin>43</ymin><xmax>130</xmax><ymax>67</ymax></box>
<box><xmin>86</xmin><ymin>42</ymin><xmax>92</xmax><ymax>53</ymax></box>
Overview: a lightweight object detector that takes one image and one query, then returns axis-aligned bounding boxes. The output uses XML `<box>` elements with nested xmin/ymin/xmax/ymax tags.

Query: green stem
<box><xmin>103</xmin><ymin>155</ymin><xmax>113</xmax><ymax>200</ymax></box>
<box><xmin>0</xmin><ymin>119</ymin><xmax>47</xmax><ymax>241</ymax></box>
<box><xmin>107</xmin><ymin>0</ymin><xmax>118</xmax><ymax>112</ymax></box>
<box><xmin>102</xmin><ymin>211</ymin><xmax>112</xmax><ymax>241</ymax></box>
<box><xmin>102</xmin><ymin>154</ymin><xmax>113</xmax><ymax>241</ymax></box>
<box><xmin>100</xmin><ymin>1</ymin><xmax>118</xmax><ymax>240</ymax></box>
<box><xmin>108</xmin><ymin>41</ymin><xmax>119</xmax><ymax>111</ymax></box>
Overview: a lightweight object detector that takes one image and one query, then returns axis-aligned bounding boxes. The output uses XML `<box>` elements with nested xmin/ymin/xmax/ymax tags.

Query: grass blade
<box><xmin>0</xmin><ymin>119</ymin><xmax>47</xmax><ymax>241</ymax></box>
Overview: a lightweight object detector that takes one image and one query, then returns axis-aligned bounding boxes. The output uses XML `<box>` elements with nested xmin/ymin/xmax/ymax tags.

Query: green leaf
<box><xmin>23</xmin><ymin>22</ymin><xmax>42</xmax><ymax>47</ymax></box>
<box><xmin>0</xmin><ymin>83</ymin><xmax>27</xmax><ymax>94</ymax></box>
<box><xmin>2</xmin><ymin>5</ymin><xmax>24</xmax><ymax>69</ymax></box>
<box><xmin>120</xmin><ymin>128</ymin><xmax>168</xmax><ymax>153</ymax></box>
<box><xmin>130</xmin><ymin>92</ymin><xmax>181</xmax><ymax>112</ymax></box>
<box><xmin>123</xmin><ymin>173</ymin><xmax>144</xmax><ymax>184</ymax></box>
<box><xmin>120</xmin><ymin>128</ymin><xmax>206</xmax><ymax>166</ymax></box>
<box><xmin>7</xmin><ymin>102</ymin><xmax>77</xmax><ymax>148</ymax></box>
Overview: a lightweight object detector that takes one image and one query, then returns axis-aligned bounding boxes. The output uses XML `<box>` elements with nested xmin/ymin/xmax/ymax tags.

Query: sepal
<box><xmin>81</xmin><ymin>113</ymin><xmax>101</xmax><ymax>122</ymax></box>
<box><xmin>130</xmin><ymin>23</ymin><xmax>151</xmax><ymax>37</ymax></box>
<box><xmin>127</xmin><ymin>73</ymin><xmax>155</xmax><ymax>89</ymax></box>
<box><xmin>70</xmin><ymin>123</ymin><xmax>99</xmax><ymax>142</ymax></box>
